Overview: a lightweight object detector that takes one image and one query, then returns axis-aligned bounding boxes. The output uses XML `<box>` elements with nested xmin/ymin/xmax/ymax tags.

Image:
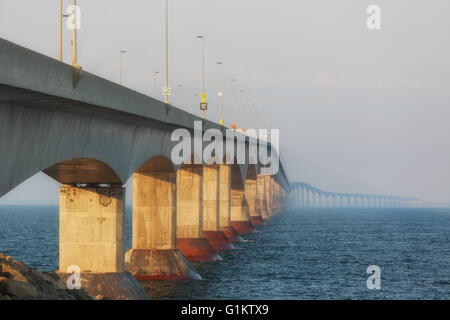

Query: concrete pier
<box><xmin>274</xmin><ymin>181</ymin><xmax>280</xmax><ymax>214</ymax></box>
<box><xmin>125</xmin><ymin>158</ymin><xmax>201</xmax><ymax>280</ymax></box>
<box><xmin>218</xmin><ymin>165</ymin><xmax>243</xmax><ymax>242</ymax></box>
<box><xmin>176</xmin><ymin>164</ymin><xmax>222</xmax><ymax>262</ymax></box>
<box><xmin>264</xmin><ymin>176</ymin><xmax>274</xmax><ymax>216</ymax></box>
<box><xmin>202</xmin><ymin>165</ymin><xmax>235</xmax><ymax>250</ymax></box>
<box><xmin>230</xmin><ymin>190</ymin><xmax>254</xmax><ymax>234</ymax></box>
<box><xmin>59</xmin><ymin>185</ymin><xmax>148</xmax><ymax>299</ymax></box>
<box><xmin>246</xmin><ymin>176</ymin><xmax>264</xmax><ymax>226</ymax></box>
<box><xmin>229</xmin><ymin>163</ymin><xmax>254</xmax><ymax>234</ymax></box>
<box><xmin>257</xmin><ymin>174</ymin><xmax>270</xmax><ymax>220</ymax></box>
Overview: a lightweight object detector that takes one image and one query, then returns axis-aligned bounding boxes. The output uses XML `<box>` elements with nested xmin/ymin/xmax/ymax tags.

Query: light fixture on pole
<box><xmin>240</xmin><ymin>89</ymin><xmax>245</xmax><ymax>132</ymax></box>
<box><xmin>217</xmin><ymin>62</ymin><xmax>224</xmax><ymax>126</ymax></box>
<box><xmin>71</xmin><ymin>0</ymin><xmax>80</xmax><ymax>68</ymax></box>
<box><xmin>59</xmin><ymin>0</ymin><xmax>62</xmax><ymax>61</ymax></box>
<box><xmin>119</xmin><ymin>50</ymin><xmax>127</xmax><ymax>85</ymax></box>
<box><xmin>163</xmin><ymin>0</ymin><xmax>170</xmax><ymax>104</ymax></box>
<box><xmin>58</xmin><ymin>1</ymin><xmax>71</xmax><ymax>62</ymax></box>
<box><xmin>197</xmin><ymin>35</ymin><xmax>207</xmax><ymax>119</ymax></box>
<box><xmin>231</xmin><ymin>78</ymin><xmax>237</xmax><ymax>130</ymax></box>
<box><xmin>245</xmin><ymin>97</ymin><xmax>250</xmax><ymax>130</ymax></box>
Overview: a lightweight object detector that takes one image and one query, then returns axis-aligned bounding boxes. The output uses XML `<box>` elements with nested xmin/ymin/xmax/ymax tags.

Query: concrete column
<box><xmin>176</xmin><ymin>165</ymin><xmax>222</xmax><ymax>262</ymax></box>
<box><xmin>59</xmin><ymin>186</ymin><xmax>148</xmax><ymax>299</ymax></box>
<box><xmin>276</xmin><ymin>182</ymin><xmax>280</xmax><ymax>211</ymax></box>
<box><xmin>301</xmin><ymin>188</ymin><xmax>306</xmax><ymax>207</ymax></box>
<box><xmin>257</xmin><ymin>174</ymin><xmax>270</xmax><ymax>219</ymax></box>
<box><xmin>230</xmin><ymin>189</ymin><xmax>254</xmax><ymax>234</ymax></box>
<box><xmin>218</xmin><ymin>165</ymin><xmax>243</xmax><ymax>243</ymax></box>
<box><xmin>246</xmin><ymin>178</ymin><xmax>264</xmax><ymax>226</ymax></box>
<box><xmin>263</xmin><ymin>175</ymin><xmax>273</xmax><ymax>216</ymax></box>
<box><xmin>271</xmin><ymin>180</ymin><xmax>278</xmax><ymax>215</ymax></box>
<box><xmin>271</xmin><ymin>177</ymin><xmax>279</xmax><ymax>214</ymax></box>
<box><xmin>202</xmin><ymin>165</ymin><xmax>234</xmax><ymax>250</ymax></box>
<box><xmin>125</xmin><ymin>171</ymin><xmax>201</xmax><ymax>280</ymax></box>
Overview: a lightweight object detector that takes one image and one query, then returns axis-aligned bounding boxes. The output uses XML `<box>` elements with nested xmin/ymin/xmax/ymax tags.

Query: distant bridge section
<box><xmin>289</xmin><ymin>182</ymin><xmax>421</xmax><ymax>208</ymax></box>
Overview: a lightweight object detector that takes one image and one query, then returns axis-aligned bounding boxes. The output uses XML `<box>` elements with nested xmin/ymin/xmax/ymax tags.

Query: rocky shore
<box><xmin>0</xmin><ymin>252</ymin><xmax>93</xmax><ymax>300</ymax></box>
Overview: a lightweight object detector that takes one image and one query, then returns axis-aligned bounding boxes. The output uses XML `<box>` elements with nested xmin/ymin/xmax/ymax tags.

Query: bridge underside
<box><xmin>0</xmin><ymin>38</ymin><xmax>291</xmax><ymax>299</ymax></box>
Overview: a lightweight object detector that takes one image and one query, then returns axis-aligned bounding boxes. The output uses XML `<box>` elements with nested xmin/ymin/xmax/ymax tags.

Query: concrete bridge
<box><xmin>0</xmin><ymin>38</ymin><xmax>290</xmax><ymax>299</ymax></box>
<box><xmin>289</xmin><ymin>182</ymin><xmax>421</xmax><ymax>208</ymax></box>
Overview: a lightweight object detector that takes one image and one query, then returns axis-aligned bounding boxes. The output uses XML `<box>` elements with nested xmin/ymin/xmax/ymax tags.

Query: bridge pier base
<box><xmin>125</xmin><ymin>169</ymin><xmax>201</xmax><ymax>280</ymax></box>
<box><xmin>246</xmin><ymin>179</ymin><xmax>264</xmax><ymax>226</ymax></box>
<box><xmin>230</xmin><ymin>190</ymin><xmax>254</xmax><ymax>234</ymax></box>
<box><xmin>218</xmin><ymin>165</ymin><xmax>243</xmax><ymax>242</ymax></box>
<box><xmin>58</xmin><ymin>186</ymin><xmax>148</xmax><ymax>299</ymax></box>
<box><xmin>264</xmin><ymin>176</ymin><xmax>274</xmax><ymax>217</ymax></box>
<box><xmin>176</xmin><ymin>165</ymin><xmax>222</xmax><ymax>262</ymax></box>
<box><xmin>257</xmin><ymin>174</ymin><xmax>270</xmax><ymax>220</ymax></box>
<box><xmin>202</xmin><ymin>165</ymin><xmax>235</xmax><ymax>250</ymax></box>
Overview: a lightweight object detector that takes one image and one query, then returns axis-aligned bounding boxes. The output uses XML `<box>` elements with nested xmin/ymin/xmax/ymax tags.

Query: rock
<box><xmin>0</xmin><ymin>277</ymin><xmax>38</xmax><ymax>298</ymax></box>
<box><xmin>0</xmin><ymin>253</ymin><xmax>93</xmax><ymax>300</ymax></box>
<box><xmin>0</xmin><ymin>263</ymin><xmax>28</xmax><ymax>282</ymax></box>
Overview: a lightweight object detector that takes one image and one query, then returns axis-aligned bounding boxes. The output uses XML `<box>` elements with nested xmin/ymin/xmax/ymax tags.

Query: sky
<box><xmin>0</xmin><ymin>0</ymin><xmax>449</xmax><ymax>205</ymax></box>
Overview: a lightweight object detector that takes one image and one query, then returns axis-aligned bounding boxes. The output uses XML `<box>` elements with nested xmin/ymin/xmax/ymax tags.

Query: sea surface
<box><xmin>0</xmin><ymin>205</ymin><xmax>449</xmax><ymax>299</ymax></box>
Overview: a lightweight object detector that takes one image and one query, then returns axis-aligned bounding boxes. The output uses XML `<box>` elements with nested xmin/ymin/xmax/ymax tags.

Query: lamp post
<box><xmin>240</xmin><ymin>89</ymin><xmax>245</xmax><ymax>131</ymax></box>
<box><xmin>231</xmin><ymin>79</ymin><xmax>237</xmax><ymax>129</ymax></box>
<box><xmin>59</xmin><ymin>0</ymin><xmax>63</xmax><ymax>61</ymax></box>
<box><xmin>197</xmin><ymin>35</ymin><xmax>206</xmax><ymax>119</ymax></box>
<box><xmin>119</xmin><ymin>50</ymin><xmax>127</xmax><ymax>85</ymax></box>
<box><xmin>164</xmin><ymin>0</ymin><xmax>170</xmax><ymax>104</ymax></box>
<box><xmin>217</xmin><ymin>62</ymin><xmax>224</xmax><ymax>126</ymax></box>
<box><xmin>59</xmin><ymin>1</ymin><xmax>70</xmax><ymax>62</ymax></box>
<box><xmin>71</xmin><ymin>0</ymin><xmax>78</xmax><ymax>67</ymax></box>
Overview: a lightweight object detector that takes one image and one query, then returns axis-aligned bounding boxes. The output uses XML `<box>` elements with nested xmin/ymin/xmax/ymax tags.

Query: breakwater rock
<box><xmin>0</xmin><ymin>252</ymin><xmax>92</xmax><ymax>300</ymax></box>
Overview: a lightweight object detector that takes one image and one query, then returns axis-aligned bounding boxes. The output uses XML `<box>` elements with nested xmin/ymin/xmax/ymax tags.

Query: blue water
<box><xmin>0</xmin><ymin>206</ymin><xmax>449</xmax><ymax>299</ymax></box>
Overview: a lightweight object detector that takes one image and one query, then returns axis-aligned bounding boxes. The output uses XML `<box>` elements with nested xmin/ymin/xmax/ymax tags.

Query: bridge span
<box><xmin>0</xmin><ymin>38</ymin><xmax>290</xmax><ymax>299</ymax></box>
<box><xmin>289</xmin><ymin>182</ymin><xmax>421</xmax><ymax>208</ymax></box>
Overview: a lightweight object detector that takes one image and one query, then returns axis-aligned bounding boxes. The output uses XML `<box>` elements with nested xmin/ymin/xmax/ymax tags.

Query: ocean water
<box><xmin>0</xmin><ymin>205</ymin><xmax>449</xmax><ymax>299</ymax></box>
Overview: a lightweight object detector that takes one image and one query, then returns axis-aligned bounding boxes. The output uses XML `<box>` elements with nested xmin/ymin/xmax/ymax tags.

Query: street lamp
<box><xmin>119</xmin><ymin>50</ymin><xmax>127</xmax><ymax>85</ymax></box>
<box><xmin>231</xmin><ymin>78</ymin><xmax>237</xmax><ymax>130</ymax></box>
<box><xmin>59</xmin><ymin>0</ymin><xmax>63</xmax><ymax>61</ymax></box>
<box><xmin>197</xmin><ymin>35</ymin><xmax>207</xmax><ymax>119</ymax></box>
<box><xmin>164</xmin><ymin>0</ymin><xmax>170</xmax><ymax>104</ymax></box>
<box><xmin>71</xmin><ymin>0</ymin><xmax>79</xmax><ymax>68</ymax></box>
<box><xmin>217</xmin><ymin>62</ymin><xmax>224</xmax><ymax>126</ymax></box>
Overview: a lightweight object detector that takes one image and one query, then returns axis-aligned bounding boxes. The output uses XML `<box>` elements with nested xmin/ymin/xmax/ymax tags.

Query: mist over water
<box><xmin>0</xmin><ymin>206</ymin><xmax>449</xmax><ymax>299</ymax></box>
